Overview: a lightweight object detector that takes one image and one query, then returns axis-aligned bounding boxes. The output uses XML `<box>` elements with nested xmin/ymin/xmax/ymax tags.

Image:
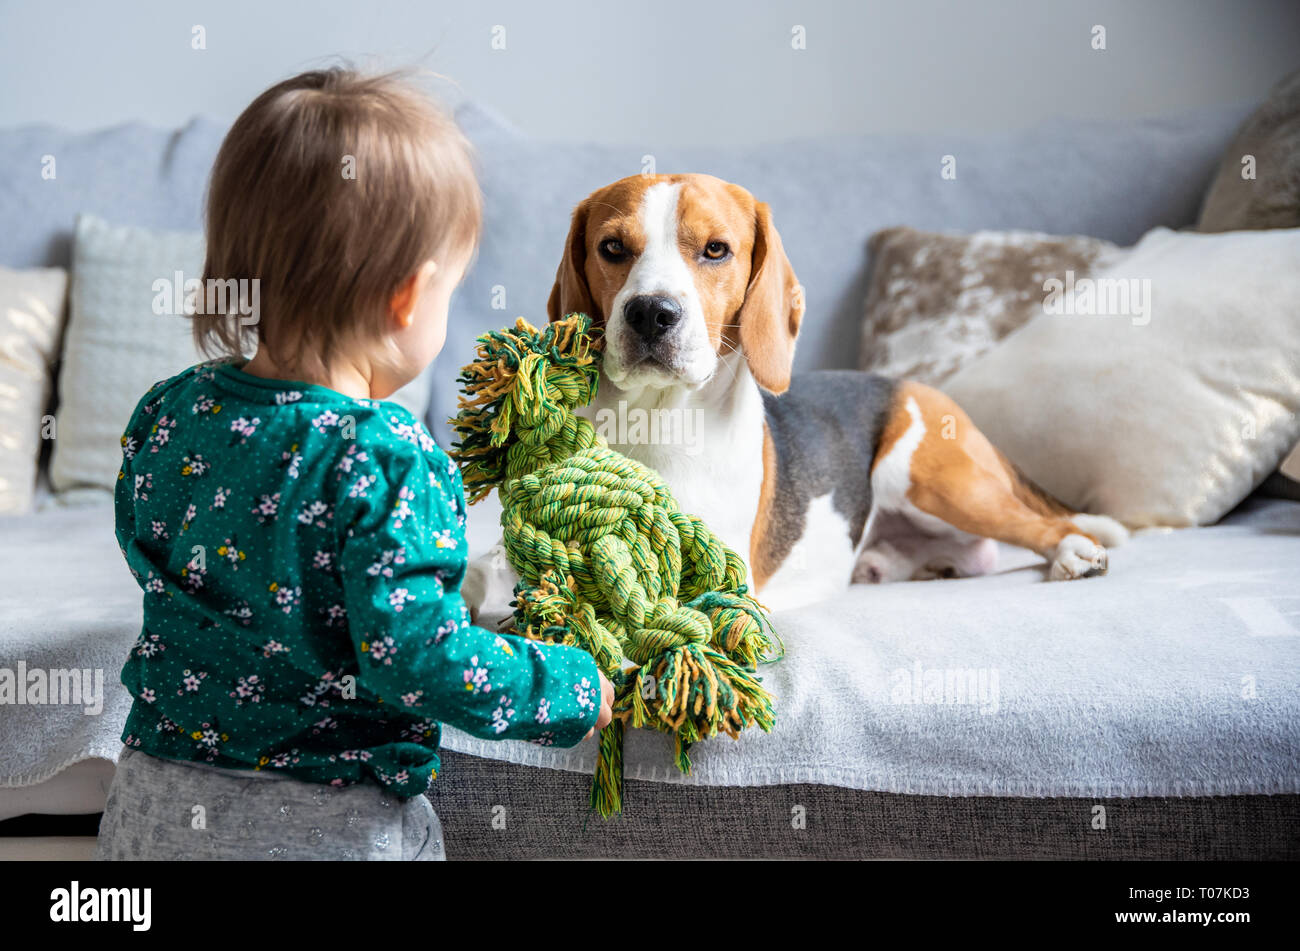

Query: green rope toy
<box><xmin>449</xmin><ymin>314</ymin><xmax>782</xmax><ymax>816</ymax></box>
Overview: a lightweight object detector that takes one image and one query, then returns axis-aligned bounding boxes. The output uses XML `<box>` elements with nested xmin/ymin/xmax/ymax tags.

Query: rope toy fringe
<box><xmin>450</xmin><ymin>315</ymin><xmax>783</xmax><ymax>816</ymax></box>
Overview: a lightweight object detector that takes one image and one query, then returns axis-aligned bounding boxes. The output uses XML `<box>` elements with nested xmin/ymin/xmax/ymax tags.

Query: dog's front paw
<box><xmin>1049</xmin><ymin>533</ymin><xmax>1108</xmax><ymax>581</ymax></box>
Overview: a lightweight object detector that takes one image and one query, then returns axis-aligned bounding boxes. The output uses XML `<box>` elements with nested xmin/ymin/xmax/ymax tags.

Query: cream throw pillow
<box><xmin>943</xmin><ymin>226</ymin><xmax>1300</xmax><ymax>528</ymax></box>
<box><xmin>0</xmin><ymin>266</ymin><xmax>68</xmax><ymax>513</ymax></box>
<box><xmin>52</xmin><ymin>215</ymin><xmax>432</xmax><ymax>497</ymax></box>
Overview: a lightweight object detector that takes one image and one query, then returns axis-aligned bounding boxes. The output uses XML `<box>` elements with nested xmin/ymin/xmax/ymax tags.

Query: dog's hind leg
<box><xmin>881</xmin><ymin>381</ymin><xmax>1124</xmax><ymax>581</ymax></box>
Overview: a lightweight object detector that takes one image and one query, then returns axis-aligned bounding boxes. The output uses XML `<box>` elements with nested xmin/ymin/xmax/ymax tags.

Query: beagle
<box><xmin>465</xmin><ymin>173</ymin><xmax>1127</xmax><ymax>619</ymax></box>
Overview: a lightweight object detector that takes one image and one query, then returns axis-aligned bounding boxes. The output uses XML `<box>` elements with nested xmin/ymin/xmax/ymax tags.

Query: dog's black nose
<box><xmin>623</xmin><ymin>295</ymin><xmax>682</xmax><ymax>341</ymax></box>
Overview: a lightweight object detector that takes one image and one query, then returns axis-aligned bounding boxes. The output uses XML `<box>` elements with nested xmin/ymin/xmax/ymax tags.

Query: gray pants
<box><xmin>94</xmin><ymin>746</ymin><xmax>445</xmax><ymax>860</ymax></box>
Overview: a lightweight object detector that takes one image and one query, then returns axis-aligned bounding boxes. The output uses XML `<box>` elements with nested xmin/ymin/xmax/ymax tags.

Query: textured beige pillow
<box><xmin>1281</xmin><ymin>442</ymin><xmax>1300</xmax><ymax>482</ymax></box>
<box><xmin>943</xmin><ymin>226</ymin><xmax>1300</xmax><ymax>528</ymax></box>
<box><xmin>861</xmin><ymin>226</ymin><xmax>1122</xmax><ymax>385</ymax></box>
<box><xmin>1197</xmin><ymin>67</ymin><xmax>1300</xmax><ymax>232</ymax></box>
<box><xmin>0</xmin><ymin>266</ymin><xmax>68</xmax><ymax>513</ymax></box>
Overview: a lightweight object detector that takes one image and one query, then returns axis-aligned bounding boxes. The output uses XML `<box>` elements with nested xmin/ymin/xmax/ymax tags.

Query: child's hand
<box><xmin>583</xmin><ymin>671</ymin><xmax>615</xmax><ymax>739</ymax></box>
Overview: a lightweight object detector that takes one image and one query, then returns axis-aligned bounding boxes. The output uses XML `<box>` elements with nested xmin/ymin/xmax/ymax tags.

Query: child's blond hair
<box><xmin>196</xmin><ymin>67</ymin><xmax>481</xmax><ymax>377</ymax></box>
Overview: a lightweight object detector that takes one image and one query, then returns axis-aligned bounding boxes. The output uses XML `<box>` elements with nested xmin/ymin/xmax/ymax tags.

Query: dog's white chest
<box><xmin>583</xmin><ymin>356</ymin><xmax>767</xmax><ymax>583</ymax></box>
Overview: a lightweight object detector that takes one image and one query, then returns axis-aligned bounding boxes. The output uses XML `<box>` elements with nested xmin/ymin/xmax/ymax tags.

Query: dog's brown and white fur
<box><xmin>465</xmin><ymin>173</ymin><xmax>1127</xmax><ymax>619</ymax></box>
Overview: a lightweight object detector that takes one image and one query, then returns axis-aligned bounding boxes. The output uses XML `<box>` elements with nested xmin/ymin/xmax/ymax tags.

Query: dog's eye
<box><xmin>703</xmin><ymin>241</ymin><xmax>731</xmax><ymax>261</ymax></box>
<box><xmin>598</xmin><ymin>238</ymin><xmax>627</xmax><ymax>262</ymax></box>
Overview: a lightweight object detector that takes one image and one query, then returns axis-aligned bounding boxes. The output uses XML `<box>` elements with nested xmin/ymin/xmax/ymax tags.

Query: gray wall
<box><xmin>1</xmin><ymin>0</ymin><xmax>1297</xmax><ymax>144</ymax></box>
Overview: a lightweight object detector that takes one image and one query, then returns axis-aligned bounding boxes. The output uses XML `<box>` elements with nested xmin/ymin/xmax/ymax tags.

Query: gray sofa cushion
<box><xmin>0</xmin><ymin>119</ymin><xmax>224</xmax><ymax>270</ymax></box>
<box><xmin>4</xmin><ymin>104</ymin><xmax>1244</xmax><ymax>442</ymax></box>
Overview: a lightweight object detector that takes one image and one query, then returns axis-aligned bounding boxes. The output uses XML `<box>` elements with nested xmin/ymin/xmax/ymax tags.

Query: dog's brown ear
<box><xmin>547</xmin><ymin>198</ymin><xmax>597</xmax><ymax>323</ymax></box>
<box><xmin>736</xmin><ymin>199</ymin><xmax>803</xmax><ymax>393</ymax></box>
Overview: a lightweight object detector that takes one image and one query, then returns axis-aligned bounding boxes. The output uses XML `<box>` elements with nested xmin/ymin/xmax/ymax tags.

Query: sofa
<box><xmin>2</xmin><ymin>94</ymin><xmax>1298</xmax><ymax>859</ymax></box>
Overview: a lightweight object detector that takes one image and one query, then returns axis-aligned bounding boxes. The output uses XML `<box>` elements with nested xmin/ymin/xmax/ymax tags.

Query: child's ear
<box><xmin>389</xmin><ymin>260</ymin><xmax>439</xmax><ymax>329</ymax></box>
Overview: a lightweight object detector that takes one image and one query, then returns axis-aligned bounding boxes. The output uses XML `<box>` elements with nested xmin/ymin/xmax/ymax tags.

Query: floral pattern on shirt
<box><xmin>113</xmin><ymin>361</ymin><xmax>602</xmax><ymax>799</ymax></box>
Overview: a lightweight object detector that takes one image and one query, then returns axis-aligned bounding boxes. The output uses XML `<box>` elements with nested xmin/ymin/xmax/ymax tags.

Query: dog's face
<box><xmin>547</xmin><ymin>173</ymin><xmax>804</xmax><ymax>393</ymax></box>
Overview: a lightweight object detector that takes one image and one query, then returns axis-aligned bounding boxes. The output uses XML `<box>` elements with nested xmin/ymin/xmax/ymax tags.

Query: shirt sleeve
<box><xmin>334</xmin><ymin>432</ymin><xmax>602</xmax><ymax>748</ymax></box>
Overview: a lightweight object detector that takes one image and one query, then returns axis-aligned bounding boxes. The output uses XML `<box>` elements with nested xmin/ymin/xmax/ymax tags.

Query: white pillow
<box><xmin>944</xmin><ymin>226</ymin><xmax>1300</xmax><ymax>528</ymax></box>
<box><xmin>51</xmin><ymin>215</ymin><xmax>431</xmax><ymax>497</ymax></box>
<box><xmin>51</xmin><ymin>216</ymin><xmax>206</xmax><ymax>496</ymax></box>
<box><xmin>0</xmin><ymin>266</ymin><xmax>68</xmax><ymax>513</ymax></box>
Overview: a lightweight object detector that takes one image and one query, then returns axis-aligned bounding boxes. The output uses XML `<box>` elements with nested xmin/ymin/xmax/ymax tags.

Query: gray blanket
<box><xmin>3</xmin><ymin>496</ymin><xmax>1298</xmax><ymax>797</ymax></box>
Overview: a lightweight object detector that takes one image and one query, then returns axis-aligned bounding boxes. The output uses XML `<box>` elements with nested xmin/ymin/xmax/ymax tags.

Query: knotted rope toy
<box><xmin>449</xmin><ymin>314</ymin><xmax>782</xmax><ymax>816</ymax></box>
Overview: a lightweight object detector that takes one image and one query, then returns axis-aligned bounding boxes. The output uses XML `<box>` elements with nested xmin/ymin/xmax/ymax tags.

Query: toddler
<box><xmin>95</xmin><ymin>68</ymin><xmax>613</xmax><ymax>861</ymax></box>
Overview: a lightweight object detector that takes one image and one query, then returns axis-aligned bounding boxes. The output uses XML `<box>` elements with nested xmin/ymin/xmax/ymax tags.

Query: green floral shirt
<box><xmin>113</xmin><ymin>361</ymin><xmax>601</xmax><ymax>798</ymax></box>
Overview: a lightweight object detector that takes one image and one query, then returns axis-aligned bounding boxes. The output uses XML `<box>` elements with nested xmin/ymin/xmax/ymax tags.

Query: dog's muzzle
<box><xmin>606</xmin><ymin>290</ymin><xmax>716</xmax><ymax>390</ymax></box>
